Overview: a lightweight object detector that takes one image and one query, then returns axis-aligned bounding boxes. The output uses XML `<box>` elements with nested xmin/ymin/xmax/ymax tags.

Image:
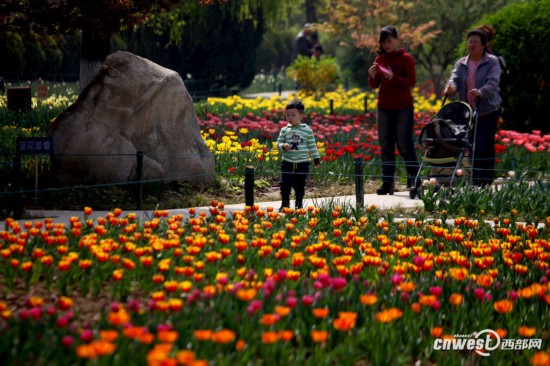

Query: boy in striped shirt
<box><xmin>276</xmin><ymin>99</ymin><xmax>321</xmax><ymax>211</ymax></box>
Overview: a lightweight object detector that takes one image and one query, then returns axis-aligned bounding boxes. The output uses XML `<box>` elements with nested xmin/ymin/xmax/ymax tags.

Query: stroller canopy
<box><xmin>437</xmin><ymin>101</ymin><xmax>473</xmax><ymax>128</ymax></box>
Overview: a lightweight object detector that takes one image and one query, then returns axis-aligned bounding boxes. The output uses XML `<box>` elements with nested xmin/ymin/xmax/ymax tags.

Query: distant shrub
<box><xmin>286</xmin><ymin>56</ymin><xmax>340</xmax><ymax>99</ymax></box>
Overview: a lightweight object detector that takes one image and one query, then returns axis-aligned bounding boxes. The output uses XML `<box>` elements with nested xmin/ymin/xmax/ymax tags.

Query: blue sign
<box><xmin>16</xmin><ymin>137</ymin><xmax>53</xmax><ymax>155</ymax></box>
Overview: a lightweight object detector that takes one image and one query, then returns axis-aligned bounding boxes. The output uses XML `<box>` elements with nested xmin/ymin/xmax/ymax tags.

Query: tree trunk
<box><xmin>305</xmin><ymin>0</ymin><xmax>318</xmax><ymax>23</ymax></box>
<box><xmin>79</xmin><ymin>27</ymin><xmax>111</xmax><ymax>92</ymax></box>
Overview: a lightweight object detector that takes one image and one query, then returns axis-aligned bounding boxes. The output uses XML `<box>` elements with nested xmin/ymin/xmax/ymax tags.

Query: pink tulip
<box><xmin>80</xmin><ymin>329</ymin><xmax>94</xmax><ymax>343</ymax></box>
<box><xmin>331</xmin><ymin>277</ymin><xmax>347</xmax><ymax>290</ymax></box>
<box><xmin>301</xmin><ymin>295</ymin><xmax>315</xmax><ymax>306</ymax></box>
<box><xmin>429</xmin><ymin>286</ymin><xmax>443</xmax><ymax>297</ymax></box>
<box><xmin>247</xmin><ymin>300</ymin><xmax>262</xmax><ymax>315</ymax></box>
<box><xmin>473</xmin><ymin>288</ymin><xmax>485</xmax><ymax>301</ymax></box>
<box><xmin>61</xmin><ymin>335</ymin><xmax>74</xmax><ymax>348</ymax></box>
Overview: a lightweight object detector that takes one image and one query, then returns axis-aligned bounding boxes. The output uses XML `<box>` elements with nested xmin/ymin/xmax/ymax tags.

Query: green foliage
<box><xmin>118</xmin><ymin>3</ymin><xmax>267</xmax><ymax>95</ymax></box>
<box><xmin>286</xmin><ymin>55</ymin><xmax>340</xmax><ymax>98</ymax></box>
<box><xmin>255</xmin><ymin>28</ymin><xmax>295</xmax><ymax>71</ymax></box>
<box><xmin>411</xmin><ymin>0</ymin><xmax>518</xmax><ymax>94</ymax></box>
<box><xmin>0</xmin><ymin>32</ymin><xmax>80</xmax><ymax>81</ymax></box>
<box><xmin>479</xmin><ymin>0</ymin><xmax>550</xmax><ymax>133</ymax></box>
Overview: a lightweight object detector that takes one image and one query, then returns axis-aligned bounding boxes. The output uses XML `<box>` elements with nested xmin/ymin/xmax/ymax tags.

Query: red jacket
<box><xmin>368</xmin><ymin>48</ymin><xmax>416</xmax><ymax>110</ymax></box>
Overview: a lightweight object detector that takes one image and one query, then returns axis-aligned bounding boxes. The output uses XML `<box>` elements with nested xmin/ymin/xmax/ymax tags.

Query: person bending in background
<box><xmin>443</xmin><ymin>29</ymin><xmax>501</xmax><ymax>187</ymax></box>
<box><xmin>276</xmin><ymin>99</ymin><xmax>320</xmax><ymax>211</ymax></box>
<box><xmin>368</xmin><ymin>25</ymin><xmax>419</xmax><ymax>195</ymax></box>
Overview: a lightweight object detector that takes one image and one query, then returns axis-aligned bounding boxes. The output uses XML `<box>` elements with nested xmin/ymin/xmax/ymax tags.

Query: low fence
<box><xmin>1</xmin><ymin>146</ymin><xmax>548</xmax><ymax>219</ymax></box>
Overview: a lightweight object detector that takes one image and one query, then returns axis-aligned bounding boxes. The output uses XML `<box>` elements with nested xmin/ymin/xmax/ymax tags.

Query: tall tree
<box><xmin>119</xmin><ymin>1</ymin><xmax>270</xmax><ymax>94</ymax></box>
<box><xmin>324</xmin><ymin>0</ymin><xmax>438</xmax><ymax>51</ymax></box>
<box><xmin>305</xmin><ymin>0</ymin><xmax>319</xmax><ymax>23</ymax></box>
<box><xmin>0</xmin><ymin>1</ymin><xmax>195</xmax><ymax>90</ymax></box>
<box><xmin>323</xmin><ymin>0</ymin><xmax>438</xmax><ymax>86</ymax></box>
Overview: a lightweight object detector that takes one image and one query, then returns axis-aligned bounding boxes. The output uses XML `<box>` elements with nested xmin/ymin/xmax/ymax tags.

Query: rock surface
<box><xmin>48</xmin><ymin>51</ymin><xmax>215</xmax><ymax>185</ymax></box>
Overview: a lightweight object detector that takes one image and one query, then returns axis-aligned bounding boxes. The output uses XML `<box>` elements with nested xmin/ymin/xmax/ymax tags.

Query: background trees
<box><xmin>116</xmin><ymin>1</ymin><xmax>277</xmax><ymax>96</ymax></box>
<box><xmin>0</xmin><ymin>0</ymin><xmax>177</xmax><ymax>89</ymax></box>
<box><xmin>1</xmin><ymin>0</ymin><xmax>548</xmax><ymax>132</ymax></box>
<box><xmin>480</xmin><ymin>0</ymin><xmax>550</xmax><ymax>133</ymax></box>
<box><xmin>410</xmin><ymin>0</ymin><xmax>519</xmax><ymax>94</ymax></box>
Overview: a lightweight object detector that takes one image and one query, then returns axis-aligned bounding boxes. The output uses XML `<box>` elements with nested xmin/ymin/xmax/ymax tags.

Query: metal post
<box><xmin>136</xmin><ymin>151</ymin><xmax>144</xmax><ymax>209</ymax></box>
<box><xmin>354</xmin><ymin>157</ymin><xmax>364</xmax><ymax>209</ymax></box>
<box><xmin>329</xmin><ymin>99</ymin><xmax>334</xmax><ymax>115</ymax></box>
<box><xmin>11</xmin><ymin>154</ymin><xmax>24</xmax><ymax>219</ymax></box>
<box><xmin>278</xmin><ymin>83</ymin><xmax>282</xmax><ymax>96</ymax></box>
<box><xmin>245</xmin><ymin>166</ymin><xmax>255</xmax><ymax>206</ymax></box>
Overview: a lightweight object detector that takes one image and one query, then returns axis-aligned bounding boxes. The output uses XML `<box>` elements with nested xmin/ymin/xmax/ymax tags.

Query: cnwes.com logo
<box><xmin>433</xmin><ymin>329</ymin><xmax>543</xmax><ymax>357</ymax></box>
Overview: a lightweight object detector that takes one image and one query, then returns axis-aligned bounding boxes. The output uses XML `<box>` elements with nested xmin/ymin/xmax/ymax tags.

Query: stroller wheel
<box><xmin>409</xmin><ymin>187</ymin><xmax>417</xmax><ymax>199</ymax></box>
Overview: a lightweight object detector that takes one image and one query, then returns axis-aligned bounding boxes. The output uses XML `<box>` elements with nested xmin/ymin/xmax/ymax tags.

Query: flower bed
<box><xmin>1</xmin><ymin>204</ymin><xmax>549</xmax><ymax>365</ymax></box>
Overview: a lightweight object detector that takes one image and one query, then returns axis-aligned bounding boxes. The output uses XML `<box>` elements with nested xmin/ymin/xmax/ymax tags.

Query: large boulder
<box><xmin>48</xmin><ymin>51</ymin><xmax>215</xmax><ymax>185</ymax></box>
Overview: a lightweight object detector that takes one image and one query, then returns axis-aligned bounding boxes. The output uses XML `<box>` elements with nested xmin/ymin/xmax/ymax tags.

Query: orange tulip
<box><xmin>211</xmin><ymin>329</ymin><xmax>236</xmax><ymax>344</ymax></box>
<box><xmin>176</xmin><ymin>350</ymin><xmax>196</xmax><ymax>364</ymax></box>
<box><xmin>375</xmin><ymin>308</ymin><xmax>403</xmax><ymax>323</ymax></box>
<box><xmin>235</xmin><ymin>339</ymin><xmax>247</xmax><ymax>351</ymax></box>
<box><xmin>107</xmin><ymin>308</ymin><xmax>130</xmax><ymax>326</ymax></box>
<box><xmin>495</xmin><ymin>328</ymin><xmax>508</xmax><ymax>339</ymax></box>
<box><xmin>236</xmin><ymin>288</ymin><xmax>257</xmax><ymax>301</ymax></box>
<box><xmin>261</xmin><ymin>331</ymin><xmax>279</xmax><ymax>344</ymax></box>
<box><xmin>157</xmin><ymin>330</ymin><xmax>179</xmax><ymax>343</ymax></box>
<box><xmin>310</xmin><ymin>330</ymin><xmax>329</xmax><ymax>343</ymax></box>
<box><xmin>274</xmin><ymin>306</ymin><xmax>291</xmax><ymax>317</ymax></box>
<box><xmin>517</xmin><ymin>326</ymin><xmax>536</xmax><ymax>338</ymax></box>
<box><xmin>194</xmin><ymin>330</ymin><xmax>213</xmax><ymax>341</ymax></box>
<box><xmin>360</xmin><ymin>294</ymin><xmax>378</xmax><ymax>305</ymax></box>
<box><xmin>312</xmin><ymin>308</ymin><xmax>330</xmax><ymax>318</ymax></box>
<box><xmin>419</xmin><ymin>294</ymin><xmax>437</xmax><ymax>307</ymax></box>
<box><xmin>91</xmin><ymin>340</ymin><xmax>116</xmax><ymax>356</ymax></box>
<box><xmin>493</xmin><ymin>299</ymin><xmax>514</xmax><ymax>314</ymax></box>
<box><xmin>279</xmin><ymin>330</ymin><xmax>294</xmax><ymax>342</ymax></box>
<box><xmin>99</xmin><ymin>330</ymin><xmax>119</xmax><ymax>342</ymax></box>
<box><xmin>333</xmin><ymin>317</ymin><xmax>356</xmax><ymax>331</ymax></box>
<box><xmin>76</xmin><ymin>344</ymin><xmax>97</xmax><ymax>359</ymax></box>
<box><xmin>137</xmin><ymin>332</ymin><xmax>155</xmax><ymax>344</ymax></box>
<box><xmin>431</xmin><ymin>327</ymin><xmax>444</xmax><ymax>338</ymax></box>
<box><xmin>398</xmin><ymin>281</ymin><xmax>416</xmax><ymax>292</ymax></box>
<box><xmin>476</xmin><ymin>274</ymin><xmax>494</xmax><ymax>288</ymax></box>
<box><xmin>530</xmin><ymin>351</ymin><xmax>550</xmax><ymax>366</ymax></box>
<box><xmin>123</xmin><ymin>326</ymin><xmax>147</xmax><ymax>339</ymax></box>
<box><xmin>449</xmin><ymin>267</ymin><xmax>469</xmax><ymax>281</ymax></box>
<box><xmin>449</xmin><ymin>293</ymin><xmax>463</xmax><ymax>306</ymax></box>
<box><xmin>260</xmin><ymin>314</ymin><xmax>280</xmax><ymax>326</ymax></box>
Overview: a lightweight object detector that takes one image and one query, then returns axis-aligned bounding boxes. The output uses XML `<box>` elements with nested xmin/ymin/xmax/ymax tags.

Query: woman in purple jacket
<box><xmin>444</xmin><ymin>29</ymin><xmax>501</xmax><ymax>187</ymax></box>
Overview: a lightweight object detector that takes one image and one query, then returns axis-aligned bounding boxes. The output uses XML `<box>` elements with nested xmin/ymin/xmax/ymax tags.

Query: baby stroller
<box><xmin>409</xmin><ymin>99</ymin><xmax>477</xmax><ymax>199</ymax></box>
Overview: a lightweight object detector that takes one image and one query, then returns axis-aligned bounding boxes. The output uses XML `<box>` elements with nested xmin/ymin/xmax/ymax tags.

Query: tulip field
<box><xmin>1</xmin><ymin>85</ymin><xmax>550</xmax><ymax>365</ymax></box>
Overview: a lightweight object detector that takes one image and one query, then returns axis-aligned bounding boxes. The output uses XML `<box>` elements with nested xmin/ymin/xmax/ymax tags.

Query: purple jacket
<box><xmin>447</xmin><ymin>52</ymin><xmax>501</xmax><ymax>115</ymax></box>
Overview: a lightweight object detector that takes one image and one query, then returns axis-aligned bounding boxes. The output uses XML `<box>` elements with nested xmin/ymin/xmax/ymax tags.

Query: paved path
<box><xmin>2</xmin><ymin>191</ymin><xmax>422</xmax><ymax>226</ymax></box>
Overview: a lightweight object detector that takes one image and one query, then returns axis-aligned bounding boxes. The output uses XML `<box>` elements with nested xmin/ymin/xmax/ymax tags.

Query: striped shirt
<box><xmin>276</xmin><ymin>123</ymin><xmax>320</xmax><ymax>163</ymax></box>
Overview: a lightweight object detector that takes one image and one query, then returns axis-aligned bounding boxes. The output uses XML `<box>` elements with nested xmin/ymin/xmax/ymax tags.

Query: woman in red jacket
<box><xmin>368</xmin><ymin>26</ymin><xmax>419</xmax><ymax>195</ymax></box>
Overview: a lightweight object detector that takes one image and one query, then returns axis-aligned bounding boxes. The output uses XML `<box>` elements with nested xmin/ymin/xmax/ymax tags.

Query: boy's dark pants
<box><xmin>280</xmin><ymin>161</ymin><xmax>309</xmax><ymax>208</ymax></box>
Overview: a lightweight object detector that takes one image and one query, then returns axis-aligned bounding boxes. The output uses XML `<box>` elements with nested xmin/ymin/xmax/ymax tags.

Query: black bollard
<box><xmin>245</xmin><ymin>166</ymin><xmax>255</xmax><ymax>206</ymax></box>
<box><xmin>329</xmin><ymin>99</ymin><xmax>334</xmax><ymax>115</ymax></box>
<box><xmin>354</xmin><ymin>157</ymin><xmax>364</xmax><ymax>209</ymax></box>
<box><xmin>10</xmin><ymin>154</ymin><xmax>24</xmax><ymax>219</ymax></box>
<box><xmin>136</xmin><ymin>151</ymin><xmax>144</xmax><ymax>209</ymax></box>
